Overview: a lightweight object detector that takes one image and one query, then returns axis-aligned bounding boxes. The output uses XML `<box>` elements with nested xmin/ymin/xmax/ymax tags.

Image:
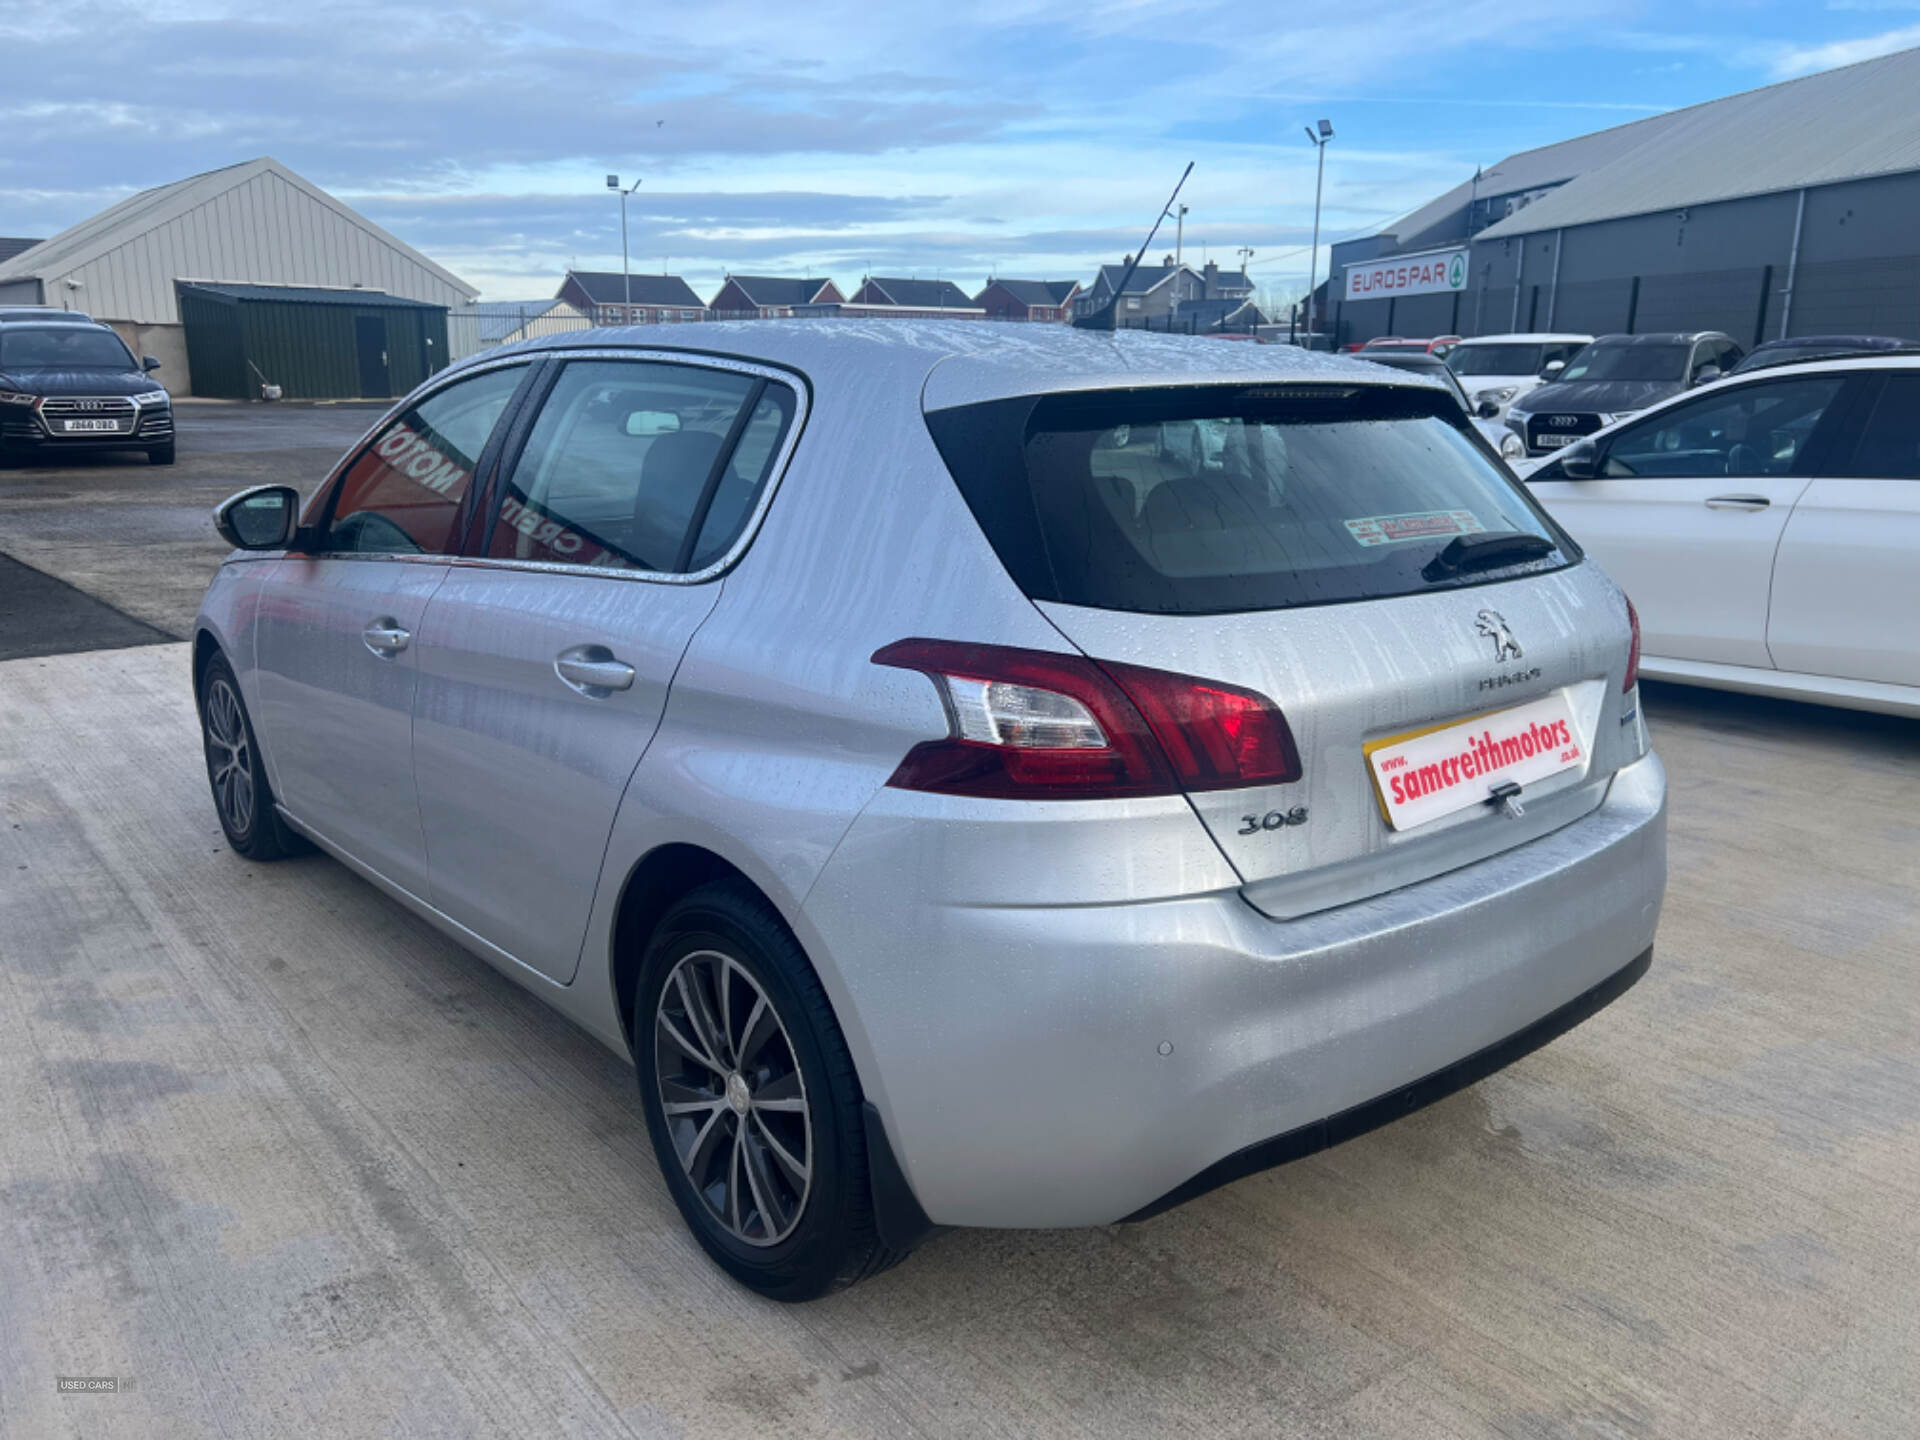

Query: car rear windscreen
<box><xmin>925</xmin><ymin>383</ymin><xmax>1576</xmax><ymax>615</ymax></box>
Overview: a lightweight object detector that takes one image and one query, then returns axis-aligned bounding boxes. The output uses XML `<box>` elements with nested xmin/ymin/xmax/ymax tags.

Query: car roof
<box><xmin>1359</xmin><ymin>350</ymin><xmax>1447</xmax><ymax>369</ymax></box>
<box><xmin>0</xmin><ymin>308</ymin><xmax>95</xmax><ymax>324</ymax></box>
<box><xmin>477</xmin><ymin>318</ymin><xmax>1437</xmax><ymax>413</ymax></box>
<box><xmin>1451</xmin><ymin>332</ymin><xmax>1591</xmax><ymax>345</ymax></box>
<box><xmin>1747</xmin><ymin>334</ymin><xmax>1906</xmax><ymax>351</ymax></box>
<box><xmin>0</xmin><ymin>320</ymin><xmax>118</xmax><ymax>336</ymax></box>
<box><xmin>1586</xmin><ymin>331</ymin><xmax>1729</xmax><ymax>345</ymax></box>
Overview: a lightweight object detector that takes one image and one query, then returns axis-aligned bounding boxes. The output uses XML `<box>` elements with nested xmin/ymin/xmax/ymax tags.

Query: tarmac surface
<box><xmin>0</xmin><ymin>401</ymin><xmax>383</xmax><ymax>654</ymax></box>
<box><xmin>2</xmin><ymin>640</ymin><xmax>1915</xmax><ymax>1439</ymax></box>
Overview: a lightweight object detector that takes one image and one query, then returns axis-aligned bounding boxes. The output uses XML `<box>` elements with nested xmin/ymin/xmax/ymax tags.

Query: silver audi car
<box><xmin>194</xmin><ymin>321</ymin><xmax>1666</xmax><ymax>1300</ymax></box>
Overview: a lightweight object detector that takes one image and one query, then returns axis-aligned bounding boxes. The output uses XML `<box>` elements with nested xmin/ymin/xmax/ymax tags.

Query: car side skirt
<box><xmin>1639</xmin><ymin>655</ymin><xmax>1920</xmax><ymax>718</ymax></box>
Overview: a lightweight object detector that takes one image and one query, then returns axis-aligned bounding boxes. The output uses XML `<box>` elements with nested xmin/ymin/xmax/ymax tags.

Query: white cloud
<box><xmin>1769</xmin><ymin>22</ymin><xmax>1920</xmax><ymax>77</ymax></box>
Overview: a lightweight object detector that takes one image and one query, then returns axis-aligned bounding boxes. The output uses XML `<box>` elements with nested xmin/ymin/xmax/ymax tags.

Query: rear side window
<box><xmin>324</xmin><ymin>365</ymin><xmax>526</xmax><ymax>554</ymax></box>
<box><xmin>1844</xmin><ymin>374</ymin><xmax>1920</xmax><ymax>477</ymax></box>
<box><xmin>927</xmin><ymin>384</ymin><xmax>1574</xmax><ymax>615</ymax></box>
<box><xmin>485</xmin><ymin>360</ymin><xmax>794</xmax><ymax>574</ymax></box>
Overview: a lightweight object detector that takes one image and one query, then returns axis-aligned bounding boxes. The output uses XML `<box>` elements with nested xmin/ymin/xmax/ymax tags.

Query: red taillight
<box><xmin>873</xmin><ymin>639</ymin><xmax>1300</xmax><ymax>800</ymax></box>
<box><xmin>1101</xmin><ymin>661</ymin><xmax>1301</xmax><ymax>792</ymax></box>
<box><xmin>1623</xmin><ymin>595</ymin><xmax>1642</xmax><ymax>693</ymax></box>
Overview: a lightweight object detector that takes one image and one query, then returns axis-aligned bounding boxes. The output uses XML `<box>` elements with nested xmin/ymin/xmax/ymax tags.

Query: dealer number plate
<box><xmin>60</xmin><ymin>418</ymin><xmax>123</xmax><ymax>433</ymax></box>
<box><xmin>1365</xmin><ymin>692</ymin><xmax>1585</xmax><ymax>831</ymax></box>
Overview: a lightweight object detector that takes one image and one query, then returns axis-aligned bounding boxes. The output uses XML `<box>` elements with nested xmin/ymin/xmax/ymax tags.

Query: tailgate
<box><xmin>1039</xmin><ymin>565</ymin><xmax>1645</xmax><ymax>915</ymax></box>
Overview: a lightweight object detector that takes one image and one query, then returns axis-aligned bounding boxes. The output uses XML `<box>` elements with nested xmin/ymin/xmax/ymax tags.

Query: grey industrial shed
<box><xmin>178</xmin><ymin>282</ymin><xmax>449</xmax><ymax>401</ymax></box>
<box><xmin>1329</xmin><ymin>46</ymin><xmax>1920</xmax><ymax>348</ymax></box>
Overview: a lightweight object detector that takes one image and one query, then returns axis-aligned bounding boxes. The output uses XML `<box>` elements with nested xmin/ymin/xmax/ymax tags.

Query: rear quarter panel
<box><xmin>570</xmin><ymin>338</ymin><xmax>1085</xmax><ymax>1091</ymax></box>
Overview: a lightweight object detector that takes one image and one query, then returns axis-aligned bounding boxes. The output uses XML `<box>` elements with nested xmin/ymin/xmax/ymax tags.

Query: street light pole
<box><xmin>606</xmin><ymin>173</ymin><xmax>642</xmax><ymax>321</ymax></box>
<box><xmin>1175</xmin><ymin>204</ymin><xmax>1189</xmax><ymax>267</ymax></box>
<box><xmin>1303</xmin><ymin>119</ymin><xmax>1333</xmax><ymax>345</ymax></box>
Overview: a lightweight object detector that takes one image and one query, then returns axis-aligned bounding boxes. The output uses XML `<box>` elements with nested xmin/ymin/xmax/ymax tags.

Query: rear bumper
<box><xmin>804</xmin><ymin>750</ymin><xmax>1667</xmax><ymax>1228</ymax></box>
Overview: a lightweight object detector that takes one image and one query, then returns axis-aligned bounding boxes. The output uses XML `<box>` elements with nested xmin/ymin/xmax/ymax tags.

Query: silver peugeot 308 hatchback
<box><xmin>195</xmin><ymin>322</ymin><xmax>1665</xmax><ymax>1300</ymax></box>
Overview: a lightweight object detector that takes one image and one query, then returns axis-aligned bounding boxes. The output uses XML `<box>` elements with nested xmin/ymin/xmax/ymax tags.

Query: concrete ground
<box><xmin>2</xmin><ymin>640</ymin><xmax>1915</xmax><ymax>1439</ymax></box>
<box><xmin>0</xmin><ymin>401</ymin><xmax>383</xmax><ymax>651</ymax></box>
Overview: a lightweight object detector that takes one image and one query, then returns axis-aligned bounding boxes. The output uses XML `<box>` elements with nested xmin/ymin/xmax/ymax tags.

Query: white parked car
<box><xmin>1447</xmin><ymin>333</ymin><xmax>1592</xmax><ymax>424</ymax></box>
<box><xmin>1523</xmin><ymin>354</ymin><xmax>1920</xmax><ymax>716</ymax></box>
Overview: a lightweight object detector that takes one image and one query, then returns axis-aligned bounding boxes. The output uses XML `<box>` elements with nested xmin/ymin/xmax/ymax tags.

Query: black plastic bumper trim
<box><xmin>1122</xmin><ymin>944</ymin><xmax>1653</xmax><ymax>1223</ymax></box>
<box><xmin>861</xmin><ymin>1100</ymin><xmax>943</xmax><ymax>1255</ymax></box>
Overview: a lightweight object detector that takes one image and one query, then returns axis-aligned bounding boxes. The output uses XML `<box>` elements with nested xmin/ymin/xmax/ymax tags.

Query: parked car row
<box><xmin>0</xmin><ymin>306</ymin><xmax>175</xmax><ymax>465</ymax></box>
<box><xmin>1518</xmin><ymin>352</ymin><xmax>1920</xmax><ymax>716</ymax></box>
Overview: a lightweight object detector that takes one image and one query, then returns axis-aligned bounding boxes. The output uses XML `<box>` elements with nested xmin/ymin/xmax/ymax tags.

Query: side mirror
<box><xmin>1477</xmin><ymin>399</ymin><xmax>1501</xmax><ymax>419</ymax></box>
<box><xmin>1541</xmin><ymin>359</ymin><xmax>1565</xmax><ymax>378</ymax></box>
<box><xmin>141</xmin><ymin>355</ymin><xmax>162</xmax><ymax>372</ymax></box>
<box><xmin>1558</xmin><ymin>440</ymin><xmax>1598</xmax><ymax>479</ymax></box>
<box><xmin>214</xmin><ymin>485</ymin><xmax>300</xmax><ymax>550</ymax></box>
<box><xmin>1692</xmin><ymin>365</ymin><xmax>1721</xmax><ymax>385</ymax></box>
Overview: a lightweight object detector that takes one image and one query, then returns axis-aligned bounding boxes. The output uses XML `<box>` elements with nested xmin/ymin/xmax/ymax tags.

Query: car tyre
<box><xmin>148</xmin><ymin>441</ymin><xmax>176</xmax><ymax>466</ymax></box>
<box><xmin>199</xmin><ymin>652</ymin><xmax>305</xmax><ymax>860</ymax></box>
<box><xmin>635</xmin><ymin>878</ymin><xmax>904</xmax><ymax>1301</ymax></box>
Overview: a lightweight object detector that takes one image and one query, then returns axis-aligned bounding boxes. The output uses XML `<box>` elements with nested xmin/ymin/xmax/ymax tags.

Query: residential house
<box><xmin>1073</xmin><ymin>256</ymin><xmax>1257</xmax><ymax>328</ymax></box>
<box><xmin>1072</xmin><ymin>257</ymin><xmax>1205</xmax><ymax>324</ymax></box>
<box><xmin>975</xmin><ymin>278</ymin><xmax>1080</xmax><ymax>322</ymax></box>
<box><xmin>841</xmin><ymin>277</ymin><xmax>981</xmax><ymax>318</ymax></box>
<box><xmin>707</xmin><ymin>275</ymin><xmax>844</xmax><ymax>318</ymax></box>
<box><xmin>557</xmin><ymin>270</ymin><xmax>708</xmax><ymax>325</ymax></box>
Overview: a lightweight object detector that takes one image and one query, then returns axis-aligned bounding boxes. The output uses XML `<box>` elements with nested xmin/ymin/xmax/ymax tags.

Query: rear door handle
<box><xmin>362</xmin><ymin>619</ymin><xmax>411</xmax><ymax>657</ymax></box>
<box><xmin>554</xmin><ymin>644</ymin><xmax>635</xmax><ymax>697</ymax></box>
<box><xmin>1705</xmin><ymin>494</ymin><xmax>1770</xmax><ymax>511</ymax></box>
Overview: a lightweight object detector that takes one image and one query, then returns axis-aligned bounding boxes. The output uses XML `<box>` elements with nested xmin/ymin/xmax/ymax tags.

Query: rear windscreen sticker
<box><xmin>1344</xmin><ymin>509</ymin><xmax>1488</xmax><ymax>547</ymax></box>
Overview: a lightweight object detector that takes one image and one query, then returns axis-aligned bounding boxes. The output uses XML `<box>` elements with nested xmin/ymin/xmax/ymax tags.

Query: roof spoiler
<box><xmin>1073</xmin><ymin>162</ymin><xmax>1194</xmax><ymax>332</ymax></box>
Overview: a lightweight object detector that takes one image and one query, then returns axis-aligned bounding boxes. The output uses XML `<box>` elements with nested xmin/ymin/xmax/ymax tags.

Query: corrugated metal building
<box><xmin>1329</xmin><ymin>47</ymin><xmax>1920</xmax><ymax>348</ymax></box>
<box><xmin>0</xmin><ymin>157</ymin><xmax>475</xmax><ymax>394</ymax></box>
<box><xmin>178</xmin><ymin>283</ymin><xmax>449</xmax><ymax>401</ymax></box>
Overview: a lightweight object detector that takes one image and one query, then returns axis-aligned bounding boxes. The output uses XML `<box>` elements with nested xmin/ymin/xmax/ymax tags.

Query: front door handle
<box><xmin>362</xmin><ymin>618</ymin><xmax>411</xmax><ymax>657</ymax></box>
<box><xmin>555</xmin><ymin>644</ymin><xmax>635</xmax><ymax>697</ymax></box>
<box><xmin>1705</xmin><ymin>494</ymin><xmax>1770</xmax><ymax>511</ymax></box>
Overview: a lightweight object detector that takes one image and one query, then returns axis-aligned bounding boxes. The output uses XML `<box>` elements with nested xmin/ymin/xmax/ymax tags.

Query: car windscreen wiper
<box><xmin>1421</xmin><ymin>530</ymin><xmax>1556</xmax><ymax>581</ymax></box>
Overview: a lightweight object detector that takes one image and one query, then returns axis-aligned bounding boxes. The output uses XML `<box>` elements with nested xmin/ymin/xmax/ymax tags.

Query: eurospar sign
<box><xmin>1345</xmin><ymin>248</ymin><xmax>1469</xmax><ymax>302</ymax></box>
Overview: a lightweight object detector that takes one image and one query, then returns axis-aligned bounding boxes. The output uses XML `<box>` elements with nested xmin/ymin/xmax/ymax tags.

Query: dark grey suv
<box><xmin>1503</xmin><ymin>332</ymin><xmax>1743</xmax><ymax>459</ymax></box>
<box><xmin>0</xmin><ymin>321</ymin><xmax>175</xmax><ymax>465</ymax></box>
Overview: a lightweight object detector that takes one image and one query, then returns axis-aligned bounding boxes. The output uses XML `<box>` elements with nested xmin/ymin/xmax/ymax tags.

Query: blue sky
<box><xmin>4</xmin><ymin>0</ymin><xmax>1917</xmax><ymax>302</ymax></box>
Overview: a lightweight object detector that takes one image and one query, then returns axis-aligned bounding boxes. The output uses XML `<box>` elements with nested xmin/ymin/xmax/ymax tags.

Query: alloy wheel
<box><xmin>653</xmin><ymin>949</ymin><xmax>812</xmax><ymax>1247</ymax></box>
<box><xmin>204</xmin><ymin>677</ymin><xmax>254</xmax><ymax>838</ymax></box>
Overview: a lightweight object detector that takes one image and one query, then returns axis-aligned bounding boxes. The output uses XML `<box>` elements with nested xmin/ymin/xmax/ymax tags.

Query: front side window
<box><xmin>1599</xmin><ymin>377</ymin><xmax>1843</xmax><ymax>479</ymax></box>
<box><xmin>928</xmin><ymin>384</ymin><xmax>1572</xmax><ymax>615</ymax></box>
<box><xmin>485</xmin><ymin>360</ymin><xmax>795</xmax><ymax>574</ymax></box>
<box><xmin>323</xmin><ymin>365</ymin><xmax>526</xmax><ymax>554</ymax></box>
<box><xmin>1844</xmin><ymin>374</ymin><xmax>1920</xmax><ymax>478</ymax></box>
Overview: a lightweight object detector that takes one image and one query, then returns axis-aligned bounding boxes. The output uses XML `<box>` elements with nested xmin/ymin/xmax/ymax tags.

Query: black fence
<box><xmin>1117</xmin><ymin>313</ymin><xmax>1263</xmax><ymax>337</ymax></box>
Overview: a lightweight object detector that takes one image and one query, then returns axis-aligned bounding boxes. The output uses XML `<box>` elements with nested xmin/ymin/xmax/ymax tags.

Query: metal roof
<box><xmin>0</xmin><ymin>238</ymin><xmax>43</xmax><ymax>265</ymax></box>
<box><xmin>1475</xmin><ymin>45</ymin><xmax>1920</xmax><ymax>240</ymax></box>
<box><xmin>0</xmin><ymin>158</ymin><xmax>475</xmax><ymax>297</ymax></box>
<box><xmin>177</xmin><ymin>281</ymin><xmax>446</xmax><ymax>310</ymax></box>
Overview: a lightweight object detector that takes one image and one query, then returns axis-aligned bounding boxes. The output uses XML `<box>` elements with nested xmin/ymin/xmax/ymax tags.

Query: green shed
<box><xmin>177</xmin><ymin>281</ymin><xmax>451</xmax><ymax>401</ymax></box>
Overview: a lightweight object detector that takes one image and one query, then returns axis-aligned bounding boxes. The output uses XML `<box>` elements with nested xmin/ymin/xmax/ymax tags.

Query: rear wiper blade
<box><xmin>1421</xmin><ymin>530</ymin><xmax>1556</xmax><ymax>581</ymax></box>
